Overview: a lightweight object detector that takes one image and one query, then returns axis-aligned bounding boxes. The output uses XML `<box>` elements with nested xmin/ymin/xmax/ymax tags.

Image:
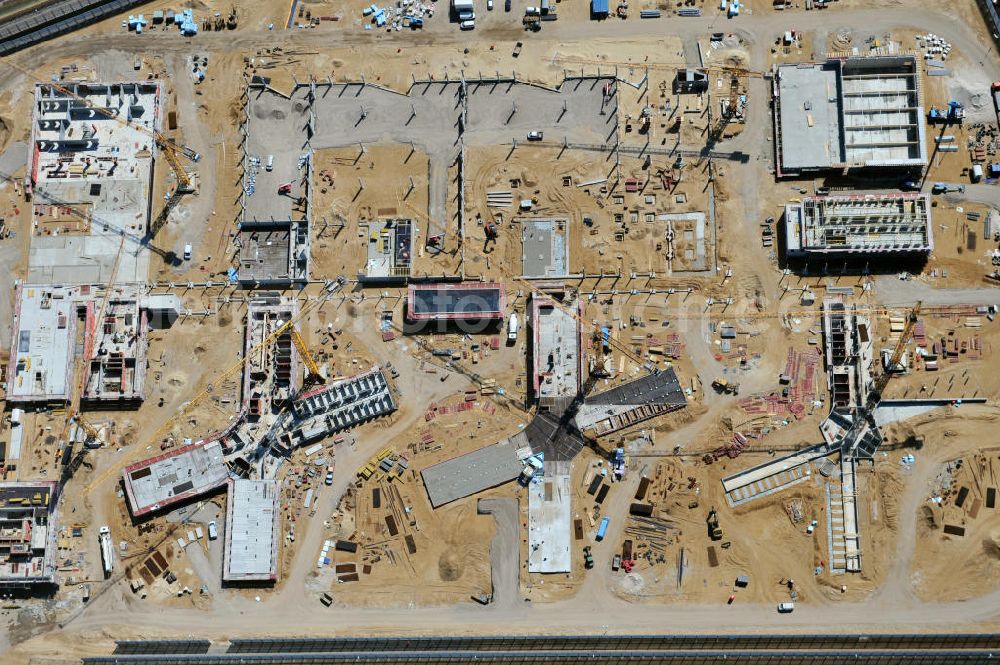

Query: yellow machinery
<box><xmin>289</xmin><ymin>329</ymin><xmax>324</xmax><ymax>385</ymax></box>
<box><xmin>872</xmin><ymin>301</ymin><xmax>922</xmax><ymax>400</ymax></box>
<box><xmin>9</xmin><ymin>61</ymin><xmax>194</xmax><ymax>239</ymax></box>
<box><xmin>62</xmin><ymin>234</ymin><xmax>128</xmax><ymax>449</ymax></box>
<box><xmin>82</xmin><ymin>291</ymin><xmax>337</xmax><ymax>498</ymax></box>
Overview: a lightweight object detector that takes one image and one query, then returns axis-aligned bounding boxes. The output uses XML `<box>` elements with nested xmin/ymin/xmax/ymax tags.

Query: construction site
<box><xmin>2</xmin><ymin>0</ymin><xmax>1000</xmax><ymax>663</ymax></box>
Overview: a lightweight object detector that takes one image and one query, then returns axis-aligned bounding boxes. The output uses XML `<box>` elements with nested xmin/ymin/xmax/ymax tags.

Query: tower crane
<box><xmin>81</xmin><ymin>279</ymin><xmax>347</xmax><ymax>498</ymax></box>
<box><xmin>9</xmin><ymin>60</ymin><xmax>196</xmax><ymax>239</ymax></box>
<box><xmin>870</xmin><ymin>301</ymin><xmax>922</xmax><ymax>403</ymax></box>
<box><xmin>289</xmin><ymin>329</ymin><xmax>325</xmax><ymax>386</ymax></box>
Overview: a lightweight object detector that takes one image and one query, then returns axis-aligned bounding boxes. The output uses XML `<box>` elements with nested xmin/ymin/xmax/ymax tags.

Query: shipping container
<box><xmin>587</xmin><ymin>475</ymin><xmax>602</xmax><ymax>495</ymax></box>
<box><xmin>629</xmin><ymin>502</ymin><xmax>653</xmax><ymax>517</ymax></box>
<box><xmin>595</xmin><ymin>484</ymin><xmax>610</xmax><ymax>504</ymax></box>
<box><xmin>595</xmin><ymin>517</ymin><xmax>610</xmax><ymax>541</ymax></box>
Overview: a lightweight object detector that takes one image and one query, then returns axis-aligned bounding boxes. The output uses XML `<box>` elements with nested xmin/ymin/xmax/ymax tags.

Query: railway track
<box><xmin>83</xmin><ymin>634</ymin><xmax>1000</xmax><ymax>664</ymax></box>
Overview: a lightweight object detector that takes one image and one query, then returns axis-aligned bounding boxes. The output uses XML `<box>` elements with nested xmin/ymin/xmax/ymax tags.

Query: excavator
<box><xmin>707</xmin><ymin>507</ymin><xmax>723</xmax><ymax>541</ymax></box>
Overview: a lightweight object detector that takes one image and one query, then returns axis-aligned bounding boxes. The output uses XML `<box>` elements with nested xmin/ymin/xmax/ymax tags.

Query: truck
<box><xmin>452</xmin><ymin>0</ymin><xmax>474</xmax><ymax>20</ymax></box>
<box><xmin>595</xmin><ymin>516</ymin><xmax>610</xmax><ymax>541</ymax></box>
<box><xmin>931</xmin><ymin>182</ymin><xmax>965</xmax><ymax>194</ymax></box>
<box><xmin>508</xmin><ymin>313</ymin><xmax>519</xmax><ymax>342</ymax></box>
<box><xmin>612</xmin><ymin>447</ymin><xmax>625</xmax><ymax>479</ymax></box>
<box><xmin>712</xmin><ymin>377</ymin><xmax>740</xmax><ymax>395</ymax></box>
<box><xmin>972</xmin><ymin>164</ymin><xmax>984</xmax><ymax>183</ymax></box>
<box><xmin>992</xmin><ymin>82</ymin><xmax>1000</xmax><ymax>117</ymax></box>
<box><xmin>583</xmin><ymin>546</ymin><xmax>594</xmax><ymax>569</ymax></box>
<box><xmin>99</xmin><ymin>526</ymin><xmax>114</xmax><ymax>578</ymax></box>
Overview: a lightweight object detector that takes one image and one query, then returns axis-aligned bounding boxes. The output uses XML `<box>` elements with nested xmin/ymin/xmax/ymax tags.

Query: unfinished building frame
<box><xmin>0</xmin><ymin>481</ymin><xmax>58</xmax><ymax>588</ymax></box>
<box><xmin>772</xmin><ymin>56</ymin><xmax>927</xmax><ymax>177</ymax></box>
<box><xmin>784</xmin><ymin>193</ymin><xmax>933</xmax><ymax>259</ymax></box>
<box><xmin>360</xmin><ymin>218</ymin><xmax>413</xmax><ymax>284</ymax></box>
<box><xmin>237</xmin><ymin>79</ymin><xmax>312</xmax><ymax>287</ymax></box>
<box><xmin>530</xmin><ymin>295</ymin><xmax>583</xmax><ymax>411</ymax></box>
<box><xmin>7</xmin><ymin>284</ymin><xmax>149</xmax><ymax>405</ymax></box>
<box><xmin>27</xmin><ymin>81</ymin><xmax>162</xmax><ymax>284</ymax></box>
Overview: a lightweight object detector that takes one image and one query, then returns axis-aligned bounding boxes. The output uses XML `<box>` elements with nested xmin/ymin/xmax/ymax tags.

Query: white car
<box><xmin>527</xmin><ymin>131</ymin><xmax>543</xmax><ymax>141</ymax></box>
<box><xmin>525</xmin><ymin>6</ymin><xmax>540</xmax><ymax>14</ymax></box>
<box><xmin>207</xmin><ymin>521</ymin><xmax>218</xmax><ymax>540</ymax></box>
<box><xmin>488</xmin><ymin>0</ymin><xmax>494</xmax><ymax>8</ymax></box>
<box><xmin>460</xmin><ymin>19</ymin><xmax>475</xmax><ymax>29</ymax></box>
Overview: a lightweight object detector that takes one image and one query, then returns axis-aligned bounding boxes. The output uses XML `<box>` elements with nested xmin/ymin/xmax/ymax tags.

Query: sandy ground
<box><xmin>4</xmin><ymin>0</ymin><xmax>1000</xmax><ymax>661</ymax></box>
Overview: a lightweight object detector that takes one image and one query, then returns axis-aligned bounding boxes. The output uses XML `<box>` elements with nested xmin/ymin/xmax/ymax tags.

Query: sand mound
<box><xmin>254</xmin><ymin>106</ymin><xmax>286</xmax><ymax>121</ymax></box>
<box><xmin>983</xmin><ymin>529</ymin><xmax>1000</xmax><ymax>559</ymax></box>
<box><xmin>438</xmin><ymin>551</ymin><xmax>464</xmax><ymax>581</ymax></box>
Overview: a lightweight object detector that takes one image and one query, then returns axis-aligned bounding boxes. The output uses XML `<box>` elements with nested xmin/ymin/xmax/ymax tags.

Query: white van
<box><xmin>507</xmin><ymin>313</ymin><xmax>519</xmax><ymax>342</ymax></box>
<box><xmin>777</xmin><ymin>602</ymin><xmax>794</xmax><ymax>613</ymax></box>
<box><xmin>265</xmin><ymin>155</ymin><xmax>274</xmax><ymax>171</ymax></box>
<box><xmin>183</xmin><ymin>243</ymin><xmax>192</xmax><ymax>260</ymax></box>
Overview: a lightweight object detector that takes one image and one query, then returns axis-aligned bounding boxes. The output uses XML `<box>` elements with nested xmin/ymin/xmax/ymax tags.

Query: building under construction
<box><xmin>243</xmin><ymin>297</ymin><xmax>299</xmax><ymax>418</ymax></box>
<box><xmin>772</xmin><ymin>56</ymin><xmax>927</xmax><ymax>177</ymax></box>
<box><xmin>27</xmin><ymin>81</ymin><xmax>163</xmax><ymax>284</ymax></box>
<box><xmin>360</xmin><ymin>219</ymin><xmax>413</xmax><ymax>284</ymax></box>
<box><xmin>7</xmin><ymin>284</ymin><xmax>150</xmax><ymax>405</ymax></box>
<box><xmin>530</xmin><ymin>295</ymin><xmax>583</xmax><ymax>410</ymax></box>
<box><xmin>237</xmin><ymin>79</ymin><xmax>312</xmax><ymax>287</ymax></box>
<box><xmin>405</xmin><ymin>283</ymin><xmax>506</xmax><ymax>326</ymax></box>
<box><xmin>784</xmin><ymin>193</ymin><xmax>933</xmax><ymax>260</ymax></box>
<box><xmin>278</xmin><ymin>366</ymin><xmax>396</xmax><ymax>455</ymax></box>
<box><xmin>0</xmin><ymin>481</ymin><xmax>58</xmax><ymax>588</ymax></box>
<box><xmin>122</xmin><ymin>440</ymin><xmax>228</xmax><ymax>518</ymax></box>
<box><xmin>820</xmin><ymin>297</ymin><xmax>874</xmax><ymax>414</ymax></box>
<box><xmin>223</xmin><ymin>478</ymin><xmax>279</xmax><ymax>584</ymax></box>
<box><xmin>82</xmin><ymin>291</ymin><xmax>148</xmax><ymax>405</ymax></box>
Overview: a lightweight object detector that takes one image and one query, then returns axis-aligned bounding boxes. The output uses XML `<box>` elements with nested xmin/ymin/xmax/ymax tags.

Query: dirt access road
<box><xmin>5</xmin><ymin>1</ymin><xmax>1000</xmax><ymax>660</ymax></box>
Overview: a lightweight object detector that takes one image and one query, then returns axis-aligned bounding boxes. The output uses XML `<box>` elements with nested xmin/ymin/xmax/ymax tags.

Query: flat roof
<box><xmin>521</xmin><ymin>220</ymin><xmax>568</xmax><ymax>278</ymax></box>
<box><xmin>122</xmin><ymin>440</ymin><xmax>228</xmax><ymax>517</ymax></box>
<box><xmin>585</xmin><ymin>369</ymin><xmax>686</xmax><ymax>406</ymax></box>
<box><xmin>775</xmin><ymin>57</ymin><xmax>926</xmax><ymax>173</ymax></box>
<box><xmin>7</xmin><ymin>284</ymin><xmax>77</xmax><ymax>402</ymax></box>
<box><xmin>223</xmin><ymin>479</ymin><xmax>279</xmax><ymax>583</ymax></box>
<box><xmin>407</xmin><ymin>283</ymin><xmax>506</xmax><ymax>321</ymax></box>
<box><xmin>776</xmin><ymin>63</ymin><xmax>841</xmax><ymax>171</ymax></box>
<box><xmin>238</xmin><ymin>226</ymin><xmax>294</xmax><ymax>283</ymax></box>
<box><xmin>574</xmin><ymin>369</ymin><xmax>687</xmax><ymax>436</ymax></box>
<box><xmin>531</xmin><ymin>297</ymin><xmax>581</xmax><ymax>400</ymax></box>
<box><xmin>421</xmin><ymin>439</ymin><xmax>523</xmax><ymax>508</ymax></box>
<box><xmin>527</xmin><ymin>462</ymin><xmax>572</xmax><ymax>573</ymax></box>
